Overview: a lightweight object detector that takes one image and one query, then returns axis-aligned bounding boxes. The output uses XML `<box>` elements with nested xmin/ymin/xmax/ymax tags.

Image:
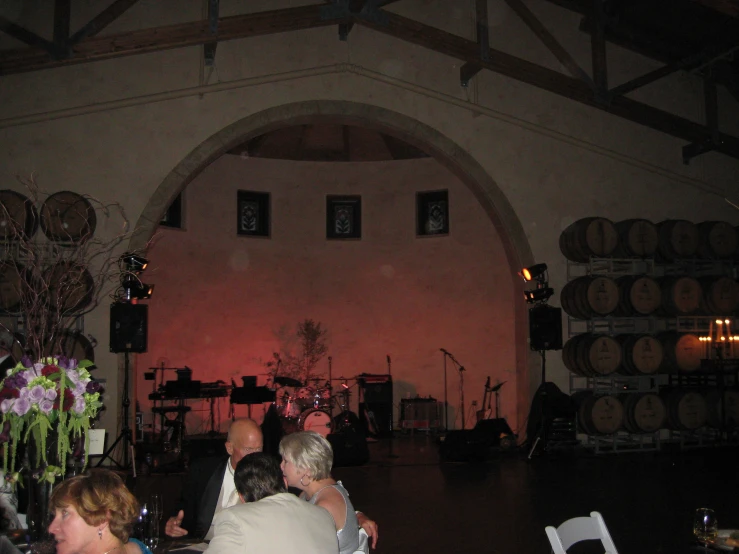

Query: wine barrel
<box><xmin>42</xmin><ymin>331</ymin><xmax>95</xmax><ymax>362</ymax></box>
<box><xmin>44</xmin><ymin>262</ymin><xmax>95</xmax><ymax>314</ymax></box>
<box><xmin>559</xmin><ymin>218</ymin><xmax>619</xmax><ymax>262</ymax></box>
<box><xmin>40</xmin><ymin>191</ymin><xmax>96</xmax><ymax>243</ymax></box>
<box><xmin>0</xmin><ymin>262</ymin><xmax>23</xmax><ymax>313</ymax></box>
<box><xmin>614</xmin><ymin>219</ymin><xmax>659</xmax><ymax>258</ymax></box>
<box><xmin>578</xmin><ymin>394</ymin><xmax>624</xmax><ymax>435</ymax></box>
<box><xmin>659</xmin><ymin>332</ymin><xmax>703</xmax><ymax>373</ymax></box>
<box><xmin>663</xmin><ymin>389</ymin><xmax>707</xmax><ymax>430</ymax></box>
<box><xmin>700</xmin><ymin>276</ymin><xmax>739</xmax><ymax>315</ymax></box>
<box><xmin>618</xmin><ymin>334</ymin><xmax>663</xmax><ymax>375</ymax></box>
<box><xmin>621</xmin><ymin>393</ymin><xmax>666</xmax><ymax>433</ymax></box>
<box><xmin>659</xmin><ymin>276</ymin><xmax>702</xmax><ymax>316</ymax></box>
<box><xmin>696</xmin><ymin>221</ymin><xmax>738</xmax><ymax>259</ymax></box>
<box><xmin>560</xmin><ymin>276</ymin><xmax>619</xmax><ymax>319</ymax></box>
<box><xmin>613</xmin><ymin>275</ymin><xmax>661</xmax><ymax>316</ymax></box>
<box><xmin>657</xmin><ymin>220</ymin><xmax>698</xmax><ymax>260</ymax></box>
<box><xmin>562</xmin><ymin>334</ymin><xmax>622</xmax><ymax>376</ymax></box>
<box><xmin>0</xmin><ymin>190</ymin><xmax>38</xmax><ymax>241</ymax></box>
<box><xmin>705</xmin><ymin>389</ymin><xmax>739</xmax><ymax>429</ymax></box>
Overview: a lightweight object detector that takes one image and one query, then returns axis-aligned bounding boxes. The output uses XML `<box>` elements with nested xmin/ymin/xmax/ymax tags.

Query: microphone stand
<box><xmin>386</xmin><ymin>355</ymin><xmax>398</xmax><ymax>459</ymax></box>
<box><xmin>440</xmin><ymin>349</ymin><xmax>466</xmax><ymax>430</ymax></box>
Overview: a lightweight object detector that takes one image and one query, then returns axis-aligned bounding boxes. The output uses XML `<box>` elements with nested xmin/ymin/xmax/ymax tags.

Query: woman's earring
<box><xmin>98</xmin><ymin>528</ymin><xmax>103</xmax><ymax>539</ymax></box>
<box><xmin>300</xmin><ymin>474</ymin><xmax>311</xmax><ymax>487</ymax></box>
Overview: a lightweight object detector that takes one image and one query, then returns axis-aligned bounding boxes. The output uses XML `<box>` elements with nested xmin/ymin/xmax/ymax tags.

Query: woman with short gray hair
<box><xmin>280</xmin><ymin>431</ymin><xmax>360</xmax><ymax>554</ymax></box>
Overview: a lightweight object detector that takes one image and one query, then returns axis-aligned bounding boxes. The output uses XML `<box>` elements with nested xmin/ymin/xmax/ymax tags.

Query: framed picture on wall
<box><xmin>416</xmin><ymin>190</ymin><xmax>449</xmax><ymax>236</ymax></box>
<box><xmin>237</xmin><ymin>190</ymin><xmax>270</xmax><ymax>237</ymax></box>
<box><xmin>326</xmin><ymin>195</ymin><xmax>361</xmax><ymax>239</ymax></box>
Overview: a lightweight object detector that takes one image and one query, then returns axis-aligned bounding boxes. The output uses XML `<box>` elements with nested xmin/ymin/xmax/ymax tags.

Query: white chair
<box><xmin>545</xmin><ymin>511</ymin><xmax>619</xmax><ymax>554</ymax></box>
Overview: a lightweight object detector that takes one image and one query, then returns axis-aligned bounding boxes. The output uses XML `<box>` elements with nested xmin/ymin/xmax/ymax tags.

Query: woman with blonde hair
<box><xmin>279</xmin><ymin>431</ymin><xmax>361</xmax><ymax>554</ymax></box>
<box><xmin>48</xmin><ymin>469</ymin><xmax>152</xmax><ymax>554</ymax></box>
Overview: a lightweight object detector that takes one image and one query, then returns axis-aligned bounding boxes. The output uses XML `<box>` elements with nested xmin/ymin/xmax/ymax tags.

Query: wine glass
<box><xmin>693</xmin><ymin>508</ymin><xmax>718</xmax><ymax>547</ymax></box>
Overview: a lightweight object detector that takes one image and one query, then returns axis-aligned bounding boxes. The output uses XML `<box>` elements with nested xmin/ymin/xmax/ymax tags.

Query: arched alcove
<box><xmin>130</xmin><ymin>100</ymin><xmax>536</xmax><ymax>429</ymax></box>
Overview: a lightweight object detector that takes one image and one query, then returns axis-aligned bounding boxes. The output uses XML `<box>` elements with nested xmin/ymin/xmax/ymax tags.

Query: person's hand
<box><xmin>357</xmin><ymin>512</ymin><xmax>378</xmax><ymax>549</ymax></box>
<box><xmin>165</xmin><ymin>510</ymin><xmax>189</xmax><ymax>537</ymax></box>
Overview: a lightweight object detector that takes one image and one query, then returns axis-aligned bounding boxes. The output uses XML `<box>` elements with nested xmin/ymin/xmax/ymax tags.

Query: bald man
<box><xmin>166</xmin><ymin>418</ymin><xmax>263</xmax><ymax>540</ymax></box>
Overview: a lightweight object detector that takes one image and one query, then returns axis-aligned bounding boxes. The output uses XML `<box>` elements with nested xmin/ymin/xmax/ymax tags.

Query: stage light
<box><xmin>524</xmin><ymin>287</ymin><xmax>554</xmax><ymax>304</ymax></box>
<box><xmin>716</xmin><ymin>319</ymin><xmax>724</xmax><ymax>325</ymax></box>
<box><xmin>121</xmin><ymin>274</ymin><xmax>154</xmax><ymax>300</ymax></box>
<box><xmin>520</xmin><ymin>263</ymin><xmax>548</xmax><ymax>283</ymax></box>
<box><xmin>121</xmin><ymin>253</ymin><xmax>149</xmax><ymax>273</ymax></box>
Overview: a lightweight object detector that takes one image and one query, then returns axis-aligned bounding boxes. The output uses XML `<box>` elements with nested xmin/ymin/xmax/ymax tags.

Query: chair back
<box><xmin>545</xmin><ymin>511</ymin><xmax>618</xmax><ymax>554</ymax></box>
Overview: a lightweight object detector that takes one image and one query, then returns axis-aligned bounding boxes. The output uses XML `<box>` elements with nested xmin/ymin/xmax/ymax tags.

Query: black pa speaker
<box><xmin>110</xmin><ymin>303</ymin><xmax>148</xmax><ymax>353</ymax></box>
<box><xmin>529</xmin><ymin>305</ymin><xmax>562</xmax><ymax>351</ymax></box>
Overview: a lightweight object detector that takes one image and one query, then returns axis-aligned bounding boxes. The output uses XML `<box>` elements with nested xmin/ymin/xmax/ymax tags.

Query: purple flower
<box><xmin>31</xmin><ymin>364</ymin><xmax>43</xmax><ymax>378</ymax></box>
<box><xmin>20</xmin><ymin>356</ymin><xmax>33</xmax><ymax>368</ymax></box>
<box><xmin>66</xmin><ymin>370</ymin><xmax>80</xmax><ymax>385</ymax></box>
<box><xmin>44</xmin><ymin>388</ymin><xmax>57</xmax><ymax>401</ymax></box>
<box><xmin>86</xmin><ymin>381</ymin><xmax>101</xmax><ymax>394</ymax></box>
<box><xmin>4</xmin><ymin>372</ymin><xmax>26</xmax><ymax>390</ymax></box>
<box><xmin>28</xmin><ymin>385</ymin><xmax>45</xmax><ymax>403</ymax></box>
<box><xmin>0</xmin><ymin>399</ymin><xmax>12</xmax><ymax>414</ymax></box>
<box><xmin>72</xmin><ymin>397</ymin><xmax>85</xmax><ymax>414</ymax></box>
<box><xmin>67</xmin><ymin>358</ymin><xmax>78</xmax><ymax>370</ymax></box>
<box><xmin>18</xmin><ymin>388</ymin><xmax>29</xmax><ymax>400</ymax></box>
<box><xmin>74</xmin><ymin>382</ymin><xmax>86</xmax><ymax>397</ymax></box>
<box><xmin>57</xmin><ymin>356</ymin><xmax>70</xmax><ymax>370</ymax></box>
<box><xmin>12</xmin><ymin>397</ymin><xmax>30</xmax><ymax>416</ymax></box>
<box><xmin>39</xmin><ymin>399</ymin><xmax>54</xmax><ymax>414</ymax></box>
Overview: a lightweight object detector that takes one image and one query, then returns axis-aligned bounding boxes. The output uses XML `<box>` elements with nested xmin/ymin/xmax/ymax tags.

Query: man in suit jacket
<box><xmin>166</xmin><ymin>418</ymin><xmax>263</xmax><ymax>539</ymax></box>
<box><xmin>205</xmin><ymin>452</ymin><xmax>339</xmax><ymax>554</ymax></box>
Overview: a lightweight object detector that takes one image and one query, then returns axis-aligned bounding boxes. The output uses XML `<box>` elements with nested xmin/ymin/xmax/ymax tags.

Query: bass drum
<box><xmin>299</xmin><ymin>409</ymin><xmax>333</xmax><ymax>437</ymax></box>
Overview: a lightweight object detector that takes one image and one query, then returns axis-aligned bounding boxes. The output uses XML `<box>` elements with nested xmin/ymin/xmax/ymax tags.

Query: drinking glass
<box><xmin>693</xmin><ymin>508</ymin><xmax>718</xmax><ymax>546</ymax></box>
<box><xmin>147</xmin><ymin>494</ymin><xmax>163</xmax><ymax>550</ymax></box>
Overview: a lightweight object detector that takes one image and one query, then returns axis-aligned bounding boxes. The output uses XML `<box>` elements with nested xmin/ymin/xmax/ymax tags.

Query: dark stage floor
<box><xmin>134</xmin><ymin>434</ymin><xmax>739</xmax><ymax>554</ymax></box>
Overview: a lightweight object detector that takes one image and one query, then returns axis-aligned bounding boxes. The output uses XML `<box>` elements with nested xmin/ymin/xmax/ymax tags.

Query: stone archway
<box><xmin>131</xmin><ymin>100</ymin><xmax>536</xmax><ymax>427</ymax></box>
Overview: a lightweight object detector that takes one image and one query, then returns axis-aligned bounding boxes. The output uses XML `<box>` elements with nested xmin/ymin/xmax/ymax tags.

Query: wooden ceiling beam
<box><xmin>70</xmin><ymin>0</ymin><xmax>141</xmax><ymax>45</ymax></box>
<box><xmin>0</xmin><ymin>4</ymin><xmax>340</xmax><ymax>75</ymax></box>
<box><xmin>0</xmin><ymin>16</ymin><xmax>55</xmax><ymax>53</ymax></box>
<box><xmin>355</xmin><ymin>10</ymin><xmax>739</xmax><ymax>159</ymax></box>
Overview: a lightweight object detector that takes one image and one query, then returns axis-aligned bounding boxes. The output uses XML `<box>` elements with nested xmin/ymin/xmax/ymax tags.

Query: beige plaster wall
<box><xmin>0</xmin><ymin>0</ymin><xmax>737</xmax><ymax>443</ymax></box>
<box><xmin>137</xmin><ymin>155</ymin><xmax>516</xmax><ymax>432</ymax></box>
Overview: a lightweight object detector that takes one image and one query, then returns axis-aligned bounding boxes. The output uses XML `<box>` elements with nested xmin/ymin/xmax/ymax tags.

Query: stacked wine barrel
<box><xmin>561</xmin><ymin>217</ymin><xmax>739</xmax><ymax>441</ymax></box>
<box><xmin>573</xmin><ymin>388</ymin><xmax>739</xmax><ymax>435</ymax></box>
<box><xmin>0</xmin><ymin>189</ymin><xmax>97</xmax><ymax>365</ymax></box>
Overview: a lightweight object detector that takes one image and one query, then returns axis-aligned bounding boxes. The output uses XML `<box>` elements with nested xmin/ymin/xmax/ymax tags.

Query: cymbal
<box><xmin>274</xmin><ymin>376</ymin><xmax>303</xmax><ymax>388</ymax></box>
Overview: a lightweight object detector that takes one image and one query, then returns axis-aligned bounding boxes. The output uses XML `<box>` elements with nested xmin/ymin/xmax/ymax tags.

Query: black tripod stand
<box><xmin>527</xmin><ymin>350</ymin><xmax>548</xmax><ymax>459</ymax></box>
<box><xmin>97</xmin><ymin>351</ymin><xmax>134</xmax><ymax>469</ymax></box>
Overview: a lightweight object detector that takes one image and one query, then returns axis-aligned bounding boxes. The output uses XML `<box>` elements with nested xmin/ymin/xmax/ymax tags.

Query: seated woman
<box><xmin>48</xmin><ymin>469</ymin><xmax>152</xmax><ymax>554</ymax></box>
<box><xmin>279</xmin><ymin>431</ymin><xmax>361</xmax><ymax>554</ymax></box>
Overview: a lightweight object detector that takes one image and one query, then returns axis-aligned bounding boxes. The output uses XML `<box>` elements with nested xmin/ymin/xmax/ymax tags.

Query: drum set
<box><xmin>273</xmin><ymin>376</ymin><xmax>357</xmax><ymax>438</ymax></box>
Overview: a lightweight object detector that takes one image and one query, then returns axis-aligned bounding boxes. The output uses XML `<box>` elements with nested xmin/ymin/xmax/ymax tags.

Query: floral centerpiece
<box><xmin>0</xmin><ymin>355</ymin><xmax>103</xmax><ymax>485</ymax></box>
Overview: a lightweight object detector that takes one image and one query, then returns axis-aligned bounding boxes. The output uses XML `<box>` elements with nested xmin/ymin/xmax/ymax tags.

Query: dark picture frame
<box><xmin>237</xmin><ymin>190</ymin><xmax>270</xmax><ymax>237</ymax></box>
<box><xmin>326</xmin><ymin>195</ymin><xmax>361</xmax><ymax>240</ymax></box>
<box><xmin>416</xmin><ymin>190</ymin><xmax>449</xmax><ymax>236</ymax></box>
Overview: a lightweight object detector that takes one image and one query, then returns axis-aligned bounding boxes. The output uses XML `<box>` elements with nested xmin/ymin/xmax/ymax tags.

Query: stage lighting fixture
<box><xmin>121</xmin><ymin>274</ymin><xmax>154</xmax><ymax>300</ymax></box>
<box><xmin>121</xmin><ymin>253</ymin><xmax>149</xmax><ymax>273</ymax></box>
<box><xmin>524</xmin><ymin>287</ymin><xmax>554</xmax><ymax>304</ymax></box>
<box><xmin>520</xmin><ymin>263</ymin><xmax>548</xmax><ymax>283</ymax></box>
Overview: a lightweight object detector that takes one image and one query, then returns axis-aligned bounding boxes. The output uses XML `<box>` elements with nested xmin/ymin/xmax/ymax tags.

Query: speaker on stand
<box><xmin>357</xmin><ymin>374</ymin><xmax>393</xmax><ymax>438</ymax></box>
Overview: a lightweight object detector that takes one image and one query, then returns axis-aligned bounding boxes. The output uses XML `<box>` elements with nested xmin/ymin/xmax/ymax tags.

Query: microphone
<box><xmin>387</xmin><ymin>355</ymin><xmax>391</xmax><ymax>363</ymax></box>
<box><xmin>440</xmin><ymin>348</ymin><xmax>449</xmax><ymax>354</ymax></box>
<box><xmin>459</xmin><ymin>366</ymin><xmax>466</xmax><ymax>372</ymax></box>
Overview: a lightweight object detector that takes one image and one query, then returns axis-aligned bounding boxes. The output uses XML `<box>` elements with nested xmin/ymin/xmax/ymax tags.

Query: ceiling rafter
<box><xmin>70</xmin><ymin>0</ymin><xmax>141</xmax><ymax>44</ymax></box>
<box><xmin>0</xmin><ymin>2</ymin><xmax>737</xmax><ymax>161</ymax></box>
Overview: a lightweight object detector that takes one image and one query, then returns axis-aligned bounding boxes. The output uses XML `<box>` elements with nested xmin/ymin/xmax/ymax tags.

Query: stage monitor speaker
<box><xmin>439</xmin><ymin>430</ymin><xmax>488</xmax><ymax>462</ymax></box>
<box><xmin>110</xmin><ymin>303</ymin><xmax>148</xmax><ymax>353</ymax></box>
<box><xmin>529</xmin><ymin>305</ymin><xmax>562</xmax><ymax>351</ymax></box>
